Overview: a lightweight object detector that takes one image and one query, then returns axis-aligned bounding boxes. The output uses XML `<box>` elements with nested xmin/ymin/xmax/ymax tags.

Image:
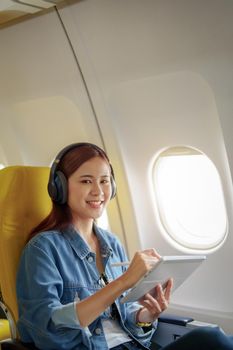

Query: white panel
<box><xmin>0</xmin><ymin>9</ymin><xmax>101</xmax><ymax>165</ymax></box>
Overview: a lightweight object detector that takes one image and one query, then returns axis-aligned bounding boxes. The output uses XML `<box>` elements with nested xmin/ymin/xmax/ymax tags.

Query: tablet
<box><xmin>120</xmin><ymin>255</ymin><xmax>206</xmax><ymax>303</ymax></box>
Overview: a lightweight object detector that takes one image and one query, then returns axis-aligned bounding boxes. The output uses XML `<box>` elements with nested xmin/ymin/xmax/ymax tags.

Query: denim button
<box><xmin>87</xmin><ymin>256</ymin><xmax>94</xmax><ymax>263</ymax></box>
<box><xmin>95</xmin><ymin>327</ymin><xmax>102</xmax><ymax>335</ymax></box>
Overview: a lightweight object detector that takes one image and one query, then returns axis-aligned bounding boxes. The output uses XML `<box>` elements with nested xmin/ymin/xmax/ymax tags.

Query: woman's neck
<box><xmin>72</xmin><ymin>217</ymin><xmax>94</xmax><ymax>238</ymax></box>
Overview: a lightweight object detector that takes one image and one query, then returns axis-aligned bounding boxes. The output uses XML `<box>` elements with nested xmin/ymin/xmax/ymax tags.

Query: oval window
<box><xmin>152</xmin><ymin>147</ymin><xmax>228</xmax><ymax>252</ymax></box>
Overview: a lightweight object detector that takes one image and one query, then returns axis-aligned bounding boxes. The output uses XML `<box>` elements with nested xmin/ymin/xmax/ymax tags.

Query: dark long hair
<box><xmin>28</xmin><ymin>144</ymin><xmax>112</xmax><ymax>241</ymax></box>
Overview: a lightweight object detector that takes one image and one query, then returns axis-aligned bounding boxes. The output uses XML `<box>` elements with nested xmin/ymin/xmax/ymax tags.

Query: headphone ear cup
<box><xmin>110</xmin><ymin>176</ymin><xmax>117</xmax><ymax>199</ymax></box>
<box><xmin>54</xmin><ymin>171</ymin><xmax>68</xmax><ymax>204</ymax></box>
<box><xmin>47</xmin><ymin>177</ymin><xmax>58</xmax><ymax>203</ymax></box>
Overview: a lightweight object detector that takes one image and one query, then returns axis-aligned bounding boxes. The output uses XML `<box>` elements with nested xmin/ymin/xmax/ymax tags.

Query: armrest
<box><xmin>158</xmin><ymin>313</ymin><xmax>194</xmax><ymax>326</ymax></box>
<box><xmin>151</xmin><ymin>314</ymin><xmax>195</xmax><ymax>349</ymax></box>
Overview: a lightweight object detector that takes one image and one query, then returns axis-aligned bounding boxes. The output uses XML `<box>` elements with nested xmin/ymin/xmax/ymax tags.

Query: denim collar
<box><xmin>61</xmin><ymin>224</ymin><xmax>113</xmax><ymax>261</ymax></box>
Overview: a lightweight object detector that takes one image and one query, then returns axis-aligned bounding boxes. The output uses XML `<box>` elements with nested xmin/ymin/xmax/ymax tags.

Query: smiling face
<box><xmin>67</xmin><ymin>156</ymin><xmax>112</xmax><ymax>228</ymax></box>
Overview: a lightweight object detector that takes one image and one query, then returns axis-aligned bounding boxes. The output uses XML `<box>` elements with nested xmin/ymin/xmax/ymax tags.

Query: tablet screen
<box><xmin>120</xmin><ymin>255</ymin><xmax>206</xmax><ymax>303</ymax></box>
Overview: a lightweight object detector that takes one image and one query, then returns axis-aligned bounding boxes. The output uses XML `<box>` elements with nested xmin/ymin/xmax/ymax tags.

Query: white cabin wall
<box><xmin>57</xmin><ymin>0</ymin><xmax>233</xmax><ymax>332</ymax></box>
<box><xmin>0</xmin><ymin>9</ymin><xmax>101</xmax><ymax>165</ymax></box>
<box><xmin>215</xmin><ymin>98</ymin><xmax>233</xmax><ymax>185</ymax></box>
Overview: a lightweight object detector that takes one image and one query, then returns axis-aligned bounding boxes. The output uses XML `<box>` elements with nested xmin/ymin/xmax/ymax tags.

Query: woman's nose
<box><xmin>91</xmin><ymin>182</ymin><xmax>103</xmax><ymax>195</ymax></box>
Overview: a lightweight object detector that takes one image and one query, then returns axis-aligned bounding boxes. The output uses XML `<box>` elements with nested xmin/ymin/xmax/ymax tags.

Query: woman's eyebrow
<box><xmin>79</xmin><ymin>174</ymin><xmax>110</xmax><ymax>178</ymax></box>
<box><xmin>79</xmin><ymin>174</ymin><xmax>93</xmax><ymax>178</ymax></box>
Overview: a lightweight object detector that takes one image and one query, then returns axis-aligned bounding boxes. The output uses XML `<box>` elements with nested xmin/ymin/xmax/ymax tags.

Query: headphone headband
<box><xmin>48</xmin><ymin>142</ymin><xmax>116</xmax><ymax>204</ymax></box>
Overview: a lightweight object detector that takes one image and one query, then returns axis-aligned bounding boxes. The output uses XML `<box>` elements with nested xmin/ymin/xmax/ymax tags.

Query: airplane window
<box><xmin>152</xmin><ymin>147</ymin><xmax>228</xmax><ymax>252</ymax></box>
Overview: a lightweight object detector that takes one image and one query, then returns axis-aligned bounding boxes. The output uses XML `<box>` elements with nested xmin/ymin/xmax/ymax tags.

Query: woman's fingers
<box><xmin>140</xmin><ymin>291</ymin><xmax>166</xmax><ymax>318</ymax></box>
<box><xmin>164</xmin><ymin>278</ymin><xmax>173</xmax><ymax>301</ymax></box>
<box><xmin>129</xmin><ymin>250</ymin><xmax>159</xmax><ymax>273</ymax></box>
<box><xmin>152</xmin><ymin>286</ymin><xmax>168</xmax><ymax>311</ymax></box>
<box><xmin>140</xmin><ymin>299</ymin><xmax>162</xmax><ymax>317</ymax></box>
<box><xmin>142</xmin><ymin>248</ymin><xmax>161</xmax><ymax>260</ymax></box>
<box><xmin>156</xmin><ymin>279</ymin><xmax>173</xmax><ymax>307</ymax></box>
<box><xmin>124</xmin><ymin>249</ymin><xmax>162</xmax><ymax>289</ymax></box>
<box><xmin>139</xmin><ymin>279</ymin><xmax>173</xmax><ymax>318</ymax></box>
<box><xmin>135</xmin><ymin>249</ymin><xmax>161</xmax><ymax>270</ymax></box>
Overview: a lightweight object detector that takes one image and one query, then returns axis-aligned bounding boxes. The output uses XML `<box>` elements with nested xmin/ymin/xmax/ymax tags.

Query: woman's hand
<box><xmin>121</xmin><ymin>249</ymin><xmax>161</xmax><ymax>289</ymax></box>
<box><xmin>136</xmin><ymin>278</ymin><xmax>173</xmax><ymax>323</ymax></box>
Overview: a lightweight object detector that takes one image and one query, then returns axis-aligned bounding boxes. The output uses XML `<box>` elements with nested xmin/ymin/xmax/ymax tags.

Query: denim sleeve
<box><xmin>51</xmin><ymin>301</ymin><xmax>92</xmax><ymax>337</ymax></box>
<box><xmin>51</xmin><ymin>301</ymin><xmax>78</xmax><ymax>326</ymax></box>
<box><xmin>16</xmin><ymin>240</ymin><xmax>92</xmax><ymax>349</ymax></box>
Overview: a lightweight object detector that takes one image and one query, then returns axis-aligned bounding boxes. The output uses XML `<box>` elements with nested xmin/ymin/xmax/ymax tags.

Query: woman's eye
<box><xmin>81</xmin><ymin>179</ymin><xmax>92</xmax><ymax>184</ymax></box>
<box><xmin>101</xmin><ymin>179</ymin><xmax>110</xmax><ymax>184</ymax></box>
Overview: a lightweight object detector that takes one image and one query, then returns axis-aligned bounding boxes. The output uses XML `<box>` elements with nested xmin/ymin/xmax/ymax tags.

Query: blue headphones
<box><xmin>48</xmin><ymin>142</ymin><xmax>117</xmax><ymax>204</ymax></box>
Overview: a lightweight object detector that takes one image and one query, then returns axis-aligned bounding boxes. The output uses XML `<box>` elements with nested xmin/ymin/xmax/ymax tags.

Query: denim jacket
<box><xmin>16</xmin><ymin>225</ymin><xmax>156</xmax><ymax>350</ymax></box>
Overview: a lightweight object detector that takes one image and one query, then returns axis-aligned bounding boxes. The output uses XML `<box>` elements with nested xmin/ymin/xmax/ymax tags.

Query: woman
<box><xmin>16</xmin><ymin>143</ymin><xmax>233</xmax><ymax>350</ymax></box>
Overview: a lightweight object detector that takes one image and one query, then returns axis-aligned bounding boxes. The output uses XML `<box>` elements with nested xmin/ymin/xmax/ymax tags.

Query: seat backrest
<box><xmin>0</xmin><ymin>166</ymin><xmax>52</xmax><ymax>324</ymax></box>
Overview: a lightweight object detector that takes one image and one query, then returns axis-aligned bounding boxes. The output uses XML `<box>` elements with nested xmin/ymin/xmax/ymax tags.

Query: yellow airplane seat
<box><xmin>0</xmin><ymin>315</ymin><xmax>10</xmax><ymax>342</ymax></box>
<box><xmin>0</xmin><ymin>166</ymin><xmax>51</xmax><ymax>349</ymax></box>
<box><xmin>0</xmin><ymin>299</ymin><xmax>11</xmax><ymax>341</ymax></box>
